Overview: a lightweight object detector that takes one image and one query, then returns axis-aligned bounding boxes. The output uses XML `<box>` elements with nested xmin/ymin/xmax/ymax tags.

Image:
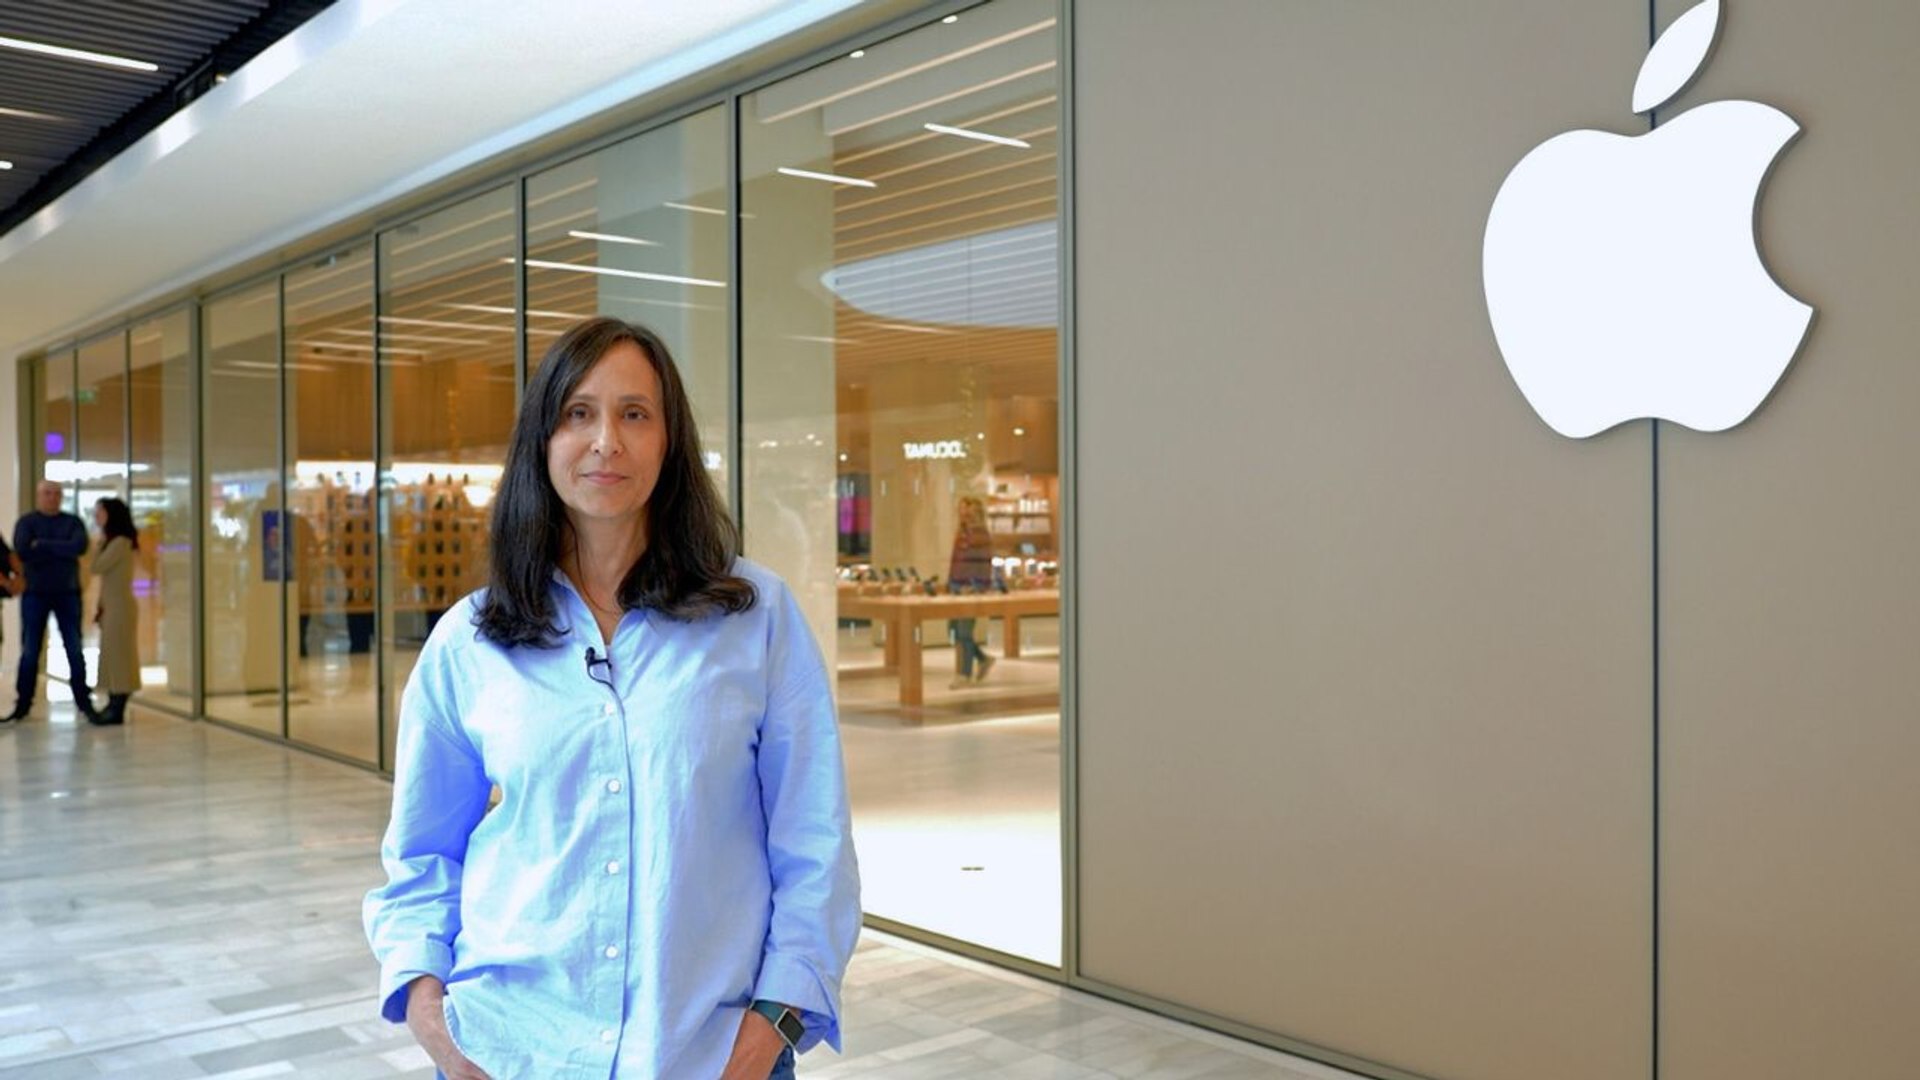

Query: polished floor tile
<box><xmin>0</xmin><ymin>701</ymin><xmax>1340</xmax><ymax>1079</ymax></box>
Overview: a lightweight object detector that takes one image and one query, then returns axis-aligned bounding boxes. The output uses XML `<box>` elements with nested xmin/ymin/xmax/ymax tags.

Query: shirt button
<box><xmin>604</xmin><ymin>945</ymin><xmax>620</xmax><ymax>959</ymax></box>
<box><xmin>606</xmin><ymin>860</ymin><xmax>621</xmax><ymax>875</ymax></box>
<box><xmin>602</xmin><ymin>703</ymin><xmax>616</xmax><ymax>716</ymax></box>
<box><xmin>601</xmin><ymin>1028</ymin><xmax>616</xmax><ymax>1043</ymax></box>
<box><xmin>606</xmin><ymin>779</ymin><xmax>622</xmax><ymax>794</ymax></box>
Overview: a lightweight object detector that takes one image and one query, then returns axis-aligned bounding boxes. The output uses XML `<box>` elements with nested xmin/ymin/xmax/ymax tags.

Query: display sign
<box><xmin>1483</xmin><ymin>0</ymin><xmax>1813</xmax><ymax>438</ymax></box>
<box><xmin>903</xmin><ymin>439</ymin><xmax>968</xmax><ymax>460</ymax></box>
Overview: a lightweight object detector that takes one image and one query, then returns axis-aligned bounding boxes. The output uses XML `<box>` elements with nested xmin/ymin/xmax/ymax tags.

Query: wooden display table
<box><xmin>837</xmin><ymin>588</ymin><xmax>1060</xmax><ymax>706</ymax></box>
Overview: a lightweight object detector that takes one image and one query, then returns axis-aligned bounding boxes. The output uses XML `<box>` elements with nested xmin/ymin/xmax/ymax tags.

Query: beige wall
<box><xmin>1655</xmin><ymin>2</ymin><xmax>1920</xmax><ymax>1079</ymax></box>
<box><xmin>1075</xmin><ymin>4</ymin><xmax>1654</xmax><ymax>1080</ymax></box>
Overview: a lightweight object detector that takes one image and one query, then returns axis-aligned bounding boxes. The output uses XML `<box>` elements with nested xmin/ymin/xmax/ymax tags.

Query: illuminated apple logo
<box><xmin>1483</xmin><ymin>0</ymin><xmax>1813</xmax><ymax>438</ymax></box>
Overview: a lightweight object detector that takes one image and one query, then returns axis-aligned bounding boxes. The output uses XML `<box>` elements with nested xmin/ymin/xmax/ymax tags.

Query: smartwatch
<box><xmin>749</xmin><ymin>999</ymin><xmax>805</xmax><ymax>1048</ymax></box>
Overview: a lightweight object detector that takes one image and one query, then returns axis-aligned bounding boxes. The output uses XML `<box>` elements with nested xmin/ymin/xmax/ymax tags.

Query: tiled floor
<box><xmin>0</xmin><ymin>700</ymin><xmax>1351</xmax><ymax>1079</ymax></box>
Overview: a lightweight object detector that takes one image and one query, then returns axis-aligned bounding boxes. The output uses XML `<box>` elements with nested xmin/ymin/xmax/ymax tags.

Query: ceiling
<box><xmin>0</xmin><ymin>1</ymin><xmax>335</xmax><ymax>235</ymax></box>
<box><xmin>0</xmin><ymin>0</ymin><xmax>872</xmax><ymax>362</ymax></box>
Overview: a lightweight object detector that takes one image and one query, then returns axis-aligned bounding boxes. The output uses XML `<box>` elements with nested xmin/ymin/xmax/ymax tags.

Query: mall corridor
<box><xmin>0</xmin><ymin>703</ymin><xmax>1338</xmax><ymax>1080</ymax></box>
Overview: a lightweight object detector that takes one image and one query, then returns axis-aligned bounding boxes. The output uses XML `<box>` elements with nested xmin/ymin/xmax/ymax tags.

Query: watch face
<box><xmin>775</xmin><ymin>1009</ymin><xmax>805</xmax><ymax>1045</ymax></box>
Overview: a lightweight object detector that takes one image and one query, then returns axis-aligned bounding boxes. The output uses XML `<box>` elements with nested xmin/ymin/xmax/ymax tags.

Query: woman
<box><xmin>946</xmin><ymin>495</ymin><xmax>995</xmax><ymax>689</ymax></box>
<box><xmin>364</xmin><ymin>317</ymin><xmax>860</xmax><ymax>1080</ymax></box>
<box><xmin>89</xmin><ymin>497</ymin><xmax>141</xmax><ymax>726</ymax></box>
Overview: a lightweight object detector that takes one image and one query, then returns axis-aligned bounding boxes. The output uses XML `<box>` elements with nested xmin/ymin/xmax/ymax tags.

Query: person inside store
<box><xmin>364</xmin><ymin>316</ymin><xmax>860</xmax><ymax>1080</ymax></box>
<box><xmin>88</xmin><ymin>497</ymin><xmax>142</xmax><ymax>726</ymax></box>
<box><xmin>7</xmin><ymin>480</ymin><xmax>97</xmax><ymax>723</ymax></box>
<box><xmin>947</xmin><ymin>494</ymin><xmax>996</xmax><ymax>689</ymax></box>
<box><xmin>0</xmin><ymin>533</ymin><xmax>21</xmax><ymax>724</ymax></box>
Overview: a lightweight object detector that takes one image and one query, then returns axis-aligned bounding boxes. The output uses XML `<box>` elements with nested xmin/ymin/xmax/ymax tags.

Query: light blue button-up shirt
<box><xmin>364</xmin><ymin>559</ymin><xmax>860</xmax><ymax>1079</ymax></box>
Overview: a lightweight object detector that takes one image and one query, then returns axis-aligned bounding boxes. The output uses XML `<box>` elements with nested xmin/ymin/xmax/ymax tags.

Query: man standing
<box><xmin>8</xmin><ymin>481</ymin><xmax>95</xmax><ymax>723</ymax></box>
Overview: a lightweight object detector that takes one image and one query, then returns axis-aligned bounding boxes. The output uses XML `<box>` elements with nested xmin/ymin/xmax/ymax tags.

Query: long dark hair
<box><xmin>95</xmin><ymin>497</ymin><xmax>138</xmax><ymax>550</ymax></box>
<box><xmin>473</xmin><ymin>317</ymin><xmax>754</xmax><ymax>647</ymax></box>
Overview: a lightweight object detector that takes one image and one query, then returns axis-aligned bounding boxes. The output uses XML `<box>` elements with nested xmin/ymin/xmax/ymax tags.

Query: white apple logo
<box><xmin>1483</xmin><ymin>0</ymin><xmax>1813</xmax><ymax>438</ymax></box>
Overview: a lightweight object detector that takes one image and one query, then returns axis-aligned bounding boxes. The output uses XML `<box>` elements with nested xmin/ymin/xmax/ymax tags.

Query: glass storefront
<box><xmin>286</xmin><ymin>246</ymin><xmax>377</xmax><ymax>760</ymax></box>
<box><xmin>71</xmin><ymin>333</ymin><xmax>131</xmax><ymax>688</ymax></box>
<box><xmin>17</xmin><ymin>0</ymin><xmax>1064</xmax><ymax>970</ymax></box>
<box><xmin>128</xmin><ymin>309</ymin><xmax>196</xmax><ymax>713</ymax></box>
<box><xmin>377</xmin><ymin>185</ymin><xmax>519</xmax><ymax>769</ymax></box>
<box><xmin>742</xmin><ymin>0</ymin><xmax>1063</xmax><ymax>963</ymax></box>
<box><xmin>202</xmin><ymin>281</ymin><xmax>287</xmax><ymax>736</ymax></box>
<box><xmin>524</xmin><ymin>104</ymin><xmax>732</xmax><ymax>494</ymax></box>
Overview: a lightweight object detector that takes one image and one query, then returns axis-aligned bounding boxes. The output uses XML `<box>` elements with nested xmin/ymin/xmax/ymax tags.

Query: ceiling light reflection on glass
<box><xmin>568</xmin><ymin>229</ymin><xmax>659</xmax><ymax>247</ymax></box>
<box><xmin>923</xmin><ymin>123</ymin><xmax>1030</xmax><ymax>149</ymax></box>
<box><xmin>777</xmin><ymin>166</ymin><xmax>877</xmax><ymax>188</ymax></box>
<box><xmin>521</xmin><ymin>258</ymin><xmax>726</xmax><ymax>289</ymax></box>
<box><xmin>822</xmin><ymin>220</ymin><xmax>1057</xmax><ymax>330</ymax></box>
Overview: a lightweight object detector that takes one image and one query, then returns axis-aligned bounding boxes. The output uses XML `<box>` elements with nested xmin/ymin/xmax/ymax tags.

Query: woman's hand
<box><xmin>717</xmin><ymin>1008</ymin><xmax>788</xmax><ymax>1080</ymax></box>
<box><xmin>403</xmin><ymin>976</ymin><xmax>493</xmax><ymax>1080</ymax></box>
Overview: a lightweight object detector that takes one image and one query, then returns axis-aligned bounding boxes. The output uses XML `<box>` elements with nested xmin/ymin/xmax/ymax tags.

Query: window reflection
<box><xmin>129</xmin><ymin>310</ymin><xmax>195</xmax><ymax>713</ymax></box>
<box><xmin>523</xmin><ymin>105</ymin><xmax>732</xmax><ymax>496</ymax></box>
<box><xmin>377</xmin><ymin>186</ymin><xmax>518</xmax><ymax>770</ymax></box>
<box><xmin>286</xmin><ymin>247</ymin><xmax>378</xmax><ymax>762</ymax></box>
<box><xmin>202</xmin><ymin>282</ymin><xmax>288</xmax><ymax>736</ymax></box>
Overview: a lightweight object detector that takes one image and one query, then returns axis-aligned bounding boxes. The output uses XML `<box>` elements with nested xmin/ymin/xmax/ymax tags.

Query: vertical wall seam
<box><xmin>1647</xmin><ymin>5</ymin><xmax>1662</xmax><ymax>1080</ymax></box>
<box><xmin>1056</xmin><ymin>0</ymin><xmax>1079</xmax><ymax>983</ymax></box>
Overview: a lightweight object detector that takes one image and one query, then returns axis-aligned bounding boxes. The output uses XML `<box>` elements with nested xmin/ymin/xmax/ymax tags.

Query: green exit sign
<box><xmin>75</xmin><ymin>389</ymin><xmax>96</xmax><ymax>404</ymax></box>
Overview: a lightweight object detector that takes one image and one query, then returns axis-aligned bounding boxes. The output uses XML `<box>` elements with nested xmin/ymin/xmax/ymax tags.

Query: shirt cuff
<box><xmin>378</xmin><ymin>939</ymin><xmax>454</xmax><ymax>1023</ymax></box>
<box><xmin>754</xmin><ymin>951</ymin><xmax>840</xmax><ymax>1053</ymax></box>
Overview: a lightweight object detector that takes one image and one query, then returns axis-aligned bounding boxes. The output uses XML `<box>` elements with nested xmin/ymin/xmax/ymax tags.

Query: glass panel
<box><xmin>72</xmin><ymin>334</ymin><xmax>129</xmax><ymax>689</ymax></box>
<box><xmin>285</xmin><ymin>247</ymin><xmax>377</xmax><ymax>763</ymax></box>
<box><xmin>37</xmin><ymin>351</ymin><xmax>74</xmax><ymax>488</ymax></box>
<box><xmin>377</xmin><ymin>185</ymin><xmax>517</xmax><ymax>769</ymax></box>
<box><xmin>524</xmin><ymin>104</ymin><xmax>731</xmax><ymax>497</ymax></box>
<box><xmin>75</xmin><ymin>333</ymin><xmax>129</xmax><ymax>504</ymax></box>
<box><xmin>203</xmin><ymin>281</ymin><xmax>287</xmax><ymax>735</ymax></box>
<box><xmin>741</xmin><ymin>0</ymin><xmax>1063</xmax><ymax>964</ymax></box>
<box><xmin>129</xmin><ymin>310</ymin><xmax>196</xmax><ymax>713</ymax></box>
<box><xmin>32</xmin><ymin>350</ymin><xmax>80</xmax><ymax>694</ymax></box>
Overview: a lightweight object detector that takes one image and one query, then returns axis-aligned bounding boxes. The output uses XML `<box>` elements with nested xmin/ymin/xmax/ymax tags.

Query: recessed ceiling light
<box><xmin>923</xmin><ymin>123</ymin><xmax>1031</xmax><ymax>149</ymax></box>
<box><xmin>850</xmin><ymin>49</ymin><xmax>865</xmax><ymax>59</ymax></box>
<box><xmin>942</xmin><ymin>14</ymin><xmax>959</xmax><ymax>23</ymax></box>
<box><xmin>777</xmin><ymin>166</ymin><xmax>877</xmax><ymax>189</ymax></box>
<box><xmin>0</xmin><ymin>161</ymin><xmax>13</xmax><ymax>171</ymax></box>
<box><xmin>0</xmin><ymin>33</ymin><xmax>159</xmax><ymax>73</ymax></box>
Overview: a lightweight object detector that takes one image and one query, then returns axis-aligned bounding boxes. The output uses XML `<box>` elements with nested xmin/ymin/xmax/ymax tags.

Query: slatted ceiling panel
<box><xmin>0</xmin><ymin>1</ymin><xmax>331</xmax><ymax>229</ymax></box>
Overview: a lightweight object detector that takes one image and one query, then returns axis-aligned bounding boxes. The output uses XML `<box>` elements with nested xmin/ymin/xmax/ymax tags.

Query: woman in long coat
<box><xmin>89</xmin><ymin>497</ymin><xmax>141</xmax><ymax>725</ymax></box>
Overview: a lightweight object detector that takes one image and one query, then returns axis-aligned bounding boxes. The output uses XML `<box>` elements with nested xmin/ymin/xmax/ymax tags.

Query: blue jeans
<box><xmin>16</xmin><ymin>590</ymin><xmax>89</xmax><ymax>708</ymax></box>
<box><xmin>950</xmin><ymin>618</ymin><xmax>987</xmax><ymax>677</ymax></box>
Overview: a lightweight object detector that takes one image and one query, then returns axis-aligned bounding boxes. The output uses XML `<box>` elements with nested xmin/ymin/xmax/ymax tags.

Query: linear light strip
<box><xmin>0</xmin><ymin>33</ymin><xmax>158</xmax><ymax>73</ymax></box>
<box><xmin>0</xmin><ymin>104</ymin><xmax>67</xmax><ymax>122</ymax></box>
<box><xmin>923</xmin><ymin>123</ymin><xmax>1030</xmax><ymax>149</ymax></box>
<box><xmin>835</xmin><ymin>95</ymin><xmax>1056</xmax><ymax>168</ymax></box>
<box><xmin>777</xmin><ymin>166</ymin><xmax>877</xmax><ymax>188</ymax></box>
<box><xmin>520</xmin><ymin>258</ymin><xmax>727</xmax><ymax>288</ymax></box>
<box><xmin>378</xmin><ymin>316</ymin><xmax>514</xmax><ymax>333</ymax></box>
<box><xmin>568</xmin><ymin>229</ymin><xmax>659</xmax><ymax>247</ymax></box>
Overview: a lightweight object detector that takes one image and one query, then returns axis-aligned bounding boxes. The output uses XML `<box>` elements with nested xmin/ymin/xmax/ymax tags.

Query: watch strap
<box><xmin>750</xmin><ymin>999</ymin><xmax>805</xmax><ymax>1048</ymax></box>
